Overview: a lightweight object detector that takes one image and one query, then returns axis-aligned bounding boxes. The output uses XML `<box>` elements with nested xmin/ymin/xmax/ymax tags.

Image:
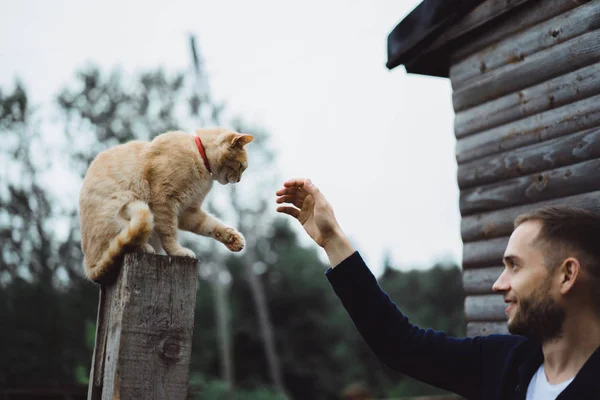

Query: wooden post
<box><xmin>87</xmin><ymin>253</ymin><xmax>200</xmax><ymax>400</ymax></box>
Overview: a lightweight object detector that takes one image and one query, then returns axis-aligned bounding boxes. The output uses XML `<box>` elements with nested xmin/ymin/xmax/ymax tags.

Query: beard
<box><xmin>507</xmin><ymin>275</ymin><xmax>566</xmax><ymax>342</ymax></box>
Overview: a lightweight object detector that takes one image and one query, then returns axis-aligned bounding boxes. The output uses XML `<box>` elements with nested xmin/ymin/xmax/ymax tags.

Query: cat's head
<box><xmin>198</xmin><ymin>128</ymin><xmax>254</xmax><ymax>185</ymax></box>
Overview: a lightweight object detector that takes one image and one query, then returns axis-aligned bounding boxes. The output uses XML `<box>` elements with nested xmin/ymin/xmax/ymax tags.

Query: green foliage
<box><xmin>379</xmin><ymin>263</ymin><xmax>466</xmax><ymax>337</ymax></box>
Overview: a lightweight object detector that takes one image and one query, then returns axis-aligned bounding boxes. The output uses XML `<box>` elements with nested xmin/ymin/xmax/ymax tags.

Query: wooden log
<box><xmin>458</xmin><ymin>127</ymin><xmax>600</xmax><ymax>190</ymax></box>
<box><xmin>467</xmin><ymin>322</ymin><xmax>509</xmax><ymax>337</ymax></box>
<box><xmin>461</xmin><ymin>190</ymin><xmax>600</xmax><ymax>242</ymax></box>
<box><xmin>463</xmin><ymin>267</ymin><xmax>503</xmax><ymax>295</ymax></box>
<box><xmin>456</xmin><ymin>93</ymin><xmax>600</xmax><ymax>164</ymax></box>
<box><xmin>463</xmin><ymin>236</ymin><xmax>509</xmax><ymax>270</ymax></box>
<box><xmin>451</xmin><ymin>0</ymin><xmax>591</xmax><ymax>64</ymax></box>
<box><xmin>450</xmin><ymin>1</ymin><xmax>600</xmax><ymax>89</ymax></box>
<box><xmin>455</xmin><ymin>63</ymin><xmax>600</xmax><ymax>139</ymax></box>
<box><xmin>459</xmin><ymin>158</ymin><xmax>600</xmax><ymax>215</ymax></box>
<box><xmin>87</xmin><ymin>253</ymin><xmax>199</xmax><ymax>400</ymax></box>
<box><xmin>465</xmin><ymin>294</ymin><xmax>507</xmax><ymax>321</ymax></box>
<box><xmin>452</xmin><ymin>29</ymin><xmax>600</xmax><ymax>112</ymax></box>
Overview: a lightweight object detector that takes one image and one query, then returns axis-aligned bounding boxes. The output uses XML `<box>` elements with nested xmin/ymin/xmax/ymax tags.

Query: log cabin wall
<box><xmin>448</xmin><ymin>0</ymin><xmax>600</xmax><ymax>336</ymax></box>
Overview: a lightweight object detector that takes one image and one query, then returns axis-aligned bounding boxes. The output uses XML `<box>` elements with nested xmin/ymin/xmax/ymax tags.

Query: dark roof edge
<box><xmin>386</xmin><ymin>0</ymin><xmax>537</xmax><ymax>76</ymax></box>
<box><xmin>385</xmin><ymin>1</ymin><xmax>480</xmax><ymax>72</ymax></box>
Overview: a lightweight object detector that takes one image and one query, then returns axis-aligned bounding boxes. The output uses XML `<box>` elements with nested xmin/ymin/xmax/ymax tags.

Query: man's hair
<box><xmin>514</xmin><ymin>205</ymin><xmax>600</xmax><ymax>311</ymax></box>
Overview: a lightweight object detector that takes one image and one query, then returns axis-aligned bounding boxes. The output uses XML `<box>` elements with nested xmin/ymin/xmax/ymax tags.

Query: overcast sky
<box><xmin>1</xmin><ymin>0</ymin><xmax>461</xmax><ymax>275</ymax></box>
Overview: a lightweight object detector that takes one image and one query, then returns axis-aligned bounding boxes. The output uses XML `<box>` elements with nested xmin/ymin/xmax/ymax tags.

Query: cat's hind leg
<box><xmin>135</xmin><ymin>243</ymin><xmax>156</xmax><ymax>254</ymax></box>
<box><xmin>118</xmin><ymin>200</ymin><xmax>156</xmax><ymax>254</ymax></box>
<box><xmin>87</xmin><ymin>199</ymin><xmax>154</xmax><ymax>282</ymax></box>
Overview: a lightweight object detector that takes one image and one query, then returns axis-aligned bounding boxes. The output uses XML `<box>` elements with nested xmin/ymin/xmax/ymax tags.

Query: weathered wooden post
<box><xmin>87</xmin><ymin>253</ymin><xmax>199</xmax><ymax>400</ymax></box>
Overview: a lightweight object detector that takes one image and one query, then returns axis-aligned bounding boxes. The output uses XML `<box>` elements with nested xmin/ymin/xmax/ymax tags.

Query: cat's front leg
<box><xmin>179</xmin><ymin>207</ymin><xmax>245</xmax><ymax>252</ymax></box>
<box><xmin>152</xmin><ymin>203</ymin><xmax>196</xmax><ymax>258</ymax></box>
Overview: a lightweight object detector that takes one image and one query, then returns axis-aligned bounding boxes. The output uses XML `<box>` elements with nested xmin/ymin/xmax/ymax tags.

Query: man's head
<box><xmin>492</xmin><ymin>205</ymin><xmax>600</xmax><ymax>342</ymax></box>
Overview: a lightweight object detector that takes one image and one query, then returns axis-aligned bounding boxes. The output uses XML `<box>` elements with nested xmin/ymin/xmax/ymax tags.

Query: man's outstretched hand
<box><xmin>275</xmin><ymin>178</ymin><xmax>354</xmax><ymax>267</ymax></box>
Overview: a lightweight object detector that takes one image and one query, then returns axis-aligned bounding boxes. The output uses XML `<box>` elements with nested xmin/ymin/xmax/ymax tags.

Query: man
<box><xmin>275</xmin><ymin>178</ymin><xmax>600</xmax><ymax>399</ymax></box>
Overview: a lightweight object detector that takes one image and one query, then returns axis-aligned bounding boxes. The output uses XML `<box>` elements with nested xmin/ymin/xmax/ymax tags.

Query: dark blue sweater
<box><xmin>325</xmin><ymin>252</ymin><xmax>600</xmax><ymax>400</ymax></box>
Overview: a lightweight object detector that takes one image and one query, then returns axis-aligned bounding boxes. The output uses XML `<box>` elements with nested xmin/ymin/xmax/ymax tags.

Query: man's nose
<box><xmin>492</xmin><ymin>269</ymin><xmax>509</xmax><ymax>293</ymax></box>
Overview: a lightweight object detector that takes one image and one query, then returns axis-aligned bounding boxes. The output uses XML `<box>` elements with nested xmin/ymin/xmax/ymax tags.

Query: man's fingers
<box><xmin>275</xmin><ymin>187</ymin><xmax>297</xmax><ymax>196</ymax></box>
<box><xmin>275</xmin><ymin>195</ymin><xmax>298</xmax><ymax>204</ymax></box>
<box><xmin>301</xmin><ymin>179</ymin><xmax>325</xmax><ymax>202</ymax></box>
<box><xmin>275</xmin><ymin>187</ymin><xmax>308</xmax><ymax>198</ymax></box>
<box><xmin>276</xmin><ymin>195</ymin><xmax>304</xmax><ymax>208</ymax></box>
<box><xmin>276</xmin><ymin>206</ymin><xmax>300</xmax><ymax>219</ymax></box>
<box><xmin>275</xmin><ymin>191</ymin><xmax>307</xmax><ymax>201</ymax></box>
<box><xmin>277</xmin><ymin>179</ymin><xmax>326</xmax><ymax>206</ymax></box>
<box><xmin>282</xmin><ymin>178</ymin><xmax>307</xmax><ymax>189</ymax></box>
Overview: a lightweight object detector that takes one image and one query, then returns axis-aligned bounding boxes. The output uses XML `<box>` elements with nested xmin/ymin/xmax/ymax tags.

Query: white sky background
<box><xmin>0</xmin><ymin>0</ymin><xmax>462</xmax><ymax>275</ymax></box>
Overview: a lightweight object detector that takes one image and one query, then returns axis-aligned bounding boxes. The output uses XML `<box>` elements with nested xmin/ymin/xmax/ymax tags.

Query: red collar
<box><xmin>194</xmin><ymin>135</ymin><xmax>212</xmax><ymax>174</ymax></box>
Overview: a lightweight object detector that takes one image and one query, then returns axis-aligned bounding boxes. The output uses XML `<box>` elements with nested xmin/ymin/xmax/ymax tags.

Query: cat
<box><xmin>78</xmin><ymin>127</ymin><xmax>253</xmax><ymax>283</ymax></box>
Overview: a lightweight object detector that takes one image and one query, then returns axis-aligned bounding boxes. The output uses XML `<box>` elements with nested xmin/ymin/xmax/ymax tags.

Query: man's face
<box><xmin>492</xmin><ymin>220</ymin><xmax>566</xmax><ymax>342</ymax></box>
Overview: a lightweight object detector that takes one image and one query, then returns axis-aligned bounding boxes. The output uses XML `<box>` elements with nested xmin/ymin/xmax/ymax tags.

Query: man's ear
<box><xmin>231</xmin><ymin>133</ymin><xmax>254</xmax><ymax>148</ymax></box>
<box><xmin>558</xmin><ymin>257</ymin><xmax>580</xmax><ymax>295</ymax></box>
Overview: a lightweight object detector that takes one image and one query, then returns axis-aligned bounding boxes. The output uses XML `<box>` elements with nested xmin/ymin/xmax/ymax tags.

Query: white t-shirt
<box><xmin>526</xmin><ymin>364</ymin><xmax>574</xmax><ymax>400</ymax></box>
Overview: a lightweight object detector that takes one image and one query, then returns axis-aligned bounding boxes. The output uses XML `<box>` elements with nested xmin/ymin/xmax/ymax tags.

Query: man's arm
<box><xmin>275</xmin><ymin>178</ymin><xmax>523</xmax><ymax>399</ymax></box>
<box><xmin>326</xmin><ymin>250</ymin><xmax>488</xmax><ymax>398</ymax></box>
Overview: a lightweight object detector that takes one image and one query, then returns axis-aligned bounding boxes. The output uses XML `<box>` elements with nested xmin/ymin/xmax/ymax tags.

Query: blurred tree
<box><xmin>0</xmin><ymin>82</ymin><xmax>98</xmax><ymax>386</ymax></box>
<box><xmin>0</xmin><ymin>49</ymin><xmax>468</xmax><ymax>400</ymax></box>
<box><xmin>57</xmin><ymin>67</ymin><xmax>195</xmax><ymax>176</ymax></box>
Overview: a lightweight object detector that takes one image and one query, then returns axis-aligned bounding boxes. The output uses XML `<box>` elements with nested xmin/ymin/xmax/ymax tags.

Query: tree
<box><xmin>0</xmin><ymin>81</ymin><xmax>98</xmax><ymax>387</ymax></box>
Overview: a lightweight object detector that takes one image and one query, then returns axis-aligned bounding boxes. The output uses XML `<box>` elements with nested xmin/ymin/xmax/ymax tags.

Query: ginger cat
<box><xmin>78</xmin><ymin>128</ymin><xmax>253</xmax><ymax>282</ymax></box>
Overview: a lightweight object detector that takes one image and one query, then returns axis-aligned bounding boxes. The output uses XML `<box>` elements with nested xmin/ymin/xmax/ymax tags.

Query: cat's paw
<box><xmin>173</xmin><ymin>247</ymin><xmax>196</xmax><ymax>258</ymax></box>
<box><xmin>138</xmin><ymin>243</ymin><xmax>156</xmax><ymax>254</ymax></box>
<box><xmin>220</xmin><ymin>228</ymin><xmax>245</xmax><ymax>252</ymax></box>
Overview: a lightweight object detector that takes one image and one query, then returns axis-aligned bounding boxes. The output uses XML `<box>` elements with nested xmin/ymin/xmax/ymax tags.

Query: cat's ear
<box><xmin>231</xmin><ymin>133</ymin><xmax>254</xmax><ymax>148</ymax></box>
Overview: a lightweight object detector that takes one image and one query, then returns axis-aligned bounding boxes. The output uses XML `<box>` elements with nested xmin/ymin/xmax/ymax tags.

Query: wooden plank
<box><xmin>458</xmin><ymin>127</ymin><xmax>600</xmax><ymax>190</ymax></box>
<box><xmin>452</xmin><ymin>29</ymin><xmax>600</xmax><ymax>112</ymax></box>
<box><xmin>455</xmin><ymin>63</ymin><xmax>600</xmax><ymax>139</ymax></box>
<box><xmin>465</xmin><ymin>294</ymin><xmax>506</xmax><ymax>321</ymax></box>
<box><xmin>463</xmin><ymin>267</ymin><xmax>503</xmax><ymax>295</ymax></box>
<box><xmin>456</xmin><ymin>93</ymin><xmax>600</xmax><ymax>164</ymax></box>
<box><xmin>461</xmin><ymin>190</ymin><xmax>600</xmax><ymax>242</ymax></box>
<box><xmin>88</xmin><ymin>253</ymin><xmax>199</xmax><ymax>400</ymax></box>
<box><xmin>451</xmin><ymin>0</ymin><xmax>591</xmax><ymax>64</ymax></box>
<box><xmin>450</xmin><ymin>1</ymin><xmax>600</xmax><ymax>88</ymax></box>
<box><xmin>467</xmin><ymin>322</ymin><xmax>509</xmax><ymax>336</ymax></box>
<box><xmin>88</xmin><ymin>287</ymin><xmax>111</xmax><ymax>400</ymax></box>
<box><xmin>460</xmin><ymin>158</ymin><xmax>600</xmax><ymax>215</ymax></box>
<box><xmin>463</xmin><ymin>236</ymin><xmax>509</xmax><ymax>269</ymax></box>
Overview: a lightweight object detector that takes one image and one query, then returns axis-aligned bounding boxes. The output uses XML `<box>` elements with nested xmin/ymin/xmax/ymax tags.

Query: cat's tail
<box><xmin>87</xmin><ymin>201</ymin><xmax>154</xmax><ymax>282</ymax></box>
